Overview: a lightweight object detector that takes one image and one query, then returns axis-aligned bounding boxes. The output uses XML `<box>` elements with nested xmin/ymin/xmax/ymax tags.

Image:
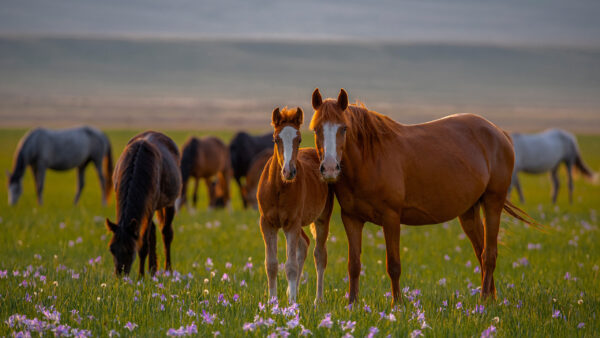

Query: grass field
<box><xmin>1</xmin><ymin>128</ymin><xmax>599</xmax><ymax>337</ymax></box>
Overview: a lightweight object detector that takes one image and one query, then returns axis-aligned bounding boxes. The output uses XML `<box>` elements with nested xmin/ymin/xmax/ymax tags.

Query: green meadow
<box><xmin>0</xmin><ymin>129</ymin><xmax>599</xmax><ymax>337</ymax></box>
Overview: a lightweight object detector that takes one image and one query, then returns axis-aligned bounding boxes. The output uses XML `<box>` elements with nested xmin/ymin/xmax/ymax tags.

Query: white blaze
<box><xmin>279</xmin><ymin>126</ymin><xmax>297</xmax><ymax>170</ymax></box>
<box><xmin>323</xmin><ymin>123</ymin><xmax>340</xmax><ymax>162</ymax></box>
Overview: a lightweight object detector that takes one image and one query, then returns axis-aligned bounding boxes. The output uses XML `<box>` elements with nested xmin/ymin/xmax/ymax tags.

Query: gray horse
<box><xmin>510</xmin><ymin>129</ymin><xmax>595</xmax><ymax>204</ymax></box>
<box><xmin>7</xmin><ymin>126</ymin><xmax>113</xmax><ymax>206</ymax></box>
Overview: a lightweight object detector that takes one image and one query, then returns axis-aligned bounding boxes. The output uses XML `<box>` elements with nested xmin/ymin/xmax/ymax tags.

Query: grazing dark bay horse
<box><xmin>242</xmin><ymin>149</ymin><xmax>273</xmax><ymax>209</ymax></box>
<box><xmin>229</xmin><ymin>131</ymin><xmax>273</xmax><ymax>208</ymax></box>
<box><xmin>176</xmin><ymin>136</ymin><xmax>231</xmax><ymax>210</ymax></box>
<box><xmin>106</xmin><ymin>131</ymin><xmax>181</xmax><ymax>277</ymax></box>
<box><xmin>258</xmin><ymin>107</ymin><xmax>334</xmax><ymax>303</ymax></box>
<box><xmin>7</xmin><ymin>126</ymin><xmax>113</xmax><ymax>206</ymax></box>
<box><xmin>310</xmin><ymin>88</ymin><xmax>537</xmax><ymax>305</ymax></box>
<box><xmin>510</xmin><ymin>129</ymin><xmax>596</xmax><ymax>204</ymax></box>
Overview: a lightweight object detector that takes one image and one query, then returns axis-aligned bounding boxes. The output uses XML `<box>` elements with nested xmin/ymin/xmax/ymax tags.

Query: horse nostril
<box><xmin>291</xmin><ymin>168</ymin><xmax>297</xmax><ymax>177</ymax></box>
<box><xmin>335</xmin><ymin>164</ymin><xmax>340</xmax><ymax>171</ymax></box>
<box><xmin>320</xmin><ymin>165</ymin><xmax>325</xmax><ymax>174</ymax></box>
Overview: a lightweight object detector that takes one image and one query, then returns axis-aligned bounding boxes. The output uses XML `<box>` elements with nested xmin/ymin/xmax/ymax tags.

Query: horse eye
<box><xmin>341</xmin><ymin>126</ymin><xmax>348</xmax><ymax>133</ymax></box>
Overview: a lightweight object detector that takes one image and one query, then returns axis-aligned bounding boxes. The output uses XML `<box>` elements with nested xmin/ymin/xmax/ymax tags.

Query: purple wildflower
<box><xmin>552</xmin><ymin>310</ymin><xmax>561</xmax><ymax>318</ymax></box>
<box><xmin>124</xmin><ymin>322</ymin><xmax>137</xmax><ymax>331</ymax></box>
<box><xmin>202</xmin><ymin>310</ymin><xmax>217</xmax><ymax>324</ymax></box>
<box><xmin>578</xmin><ymin>322</ymin><xmax>585</xmax><ymax>329</ymax></box>
<box><xmin>367</xmin><ymin>326</ymin><xmax>379</xmax><ymax>338</ymax></box>
<box><xmin>410</xmin><ymin>329</ymin><xmax>424</xmax><ymax>337</ymax></box>
<box><xmin>456</xmin><ymin>302</ymin><xmax>463</xmax><ymax>310</ymax></box>
<box><xmin>318</xmin><ymin>313</ymin><xmax>333</xmax><ymax>328</ymax></box>
<box><xmin>481</xmin><ymin>325</ymin><xmax>496</xmax><ymax>338</ymax></box>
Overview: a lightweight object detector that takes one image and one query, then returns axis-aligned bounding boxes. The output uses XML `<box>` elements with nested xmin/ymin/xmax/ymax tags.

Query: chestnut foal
<box><xmin>257</xmin><ymin>107</ymin><xmax>334</xmax><ymax>303</ymax></box>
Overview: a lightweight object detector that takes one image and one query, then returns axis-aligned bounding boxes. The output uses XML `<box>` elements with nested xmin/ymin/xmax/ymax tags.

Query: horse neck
<box><xmin>10</xmin><ymin>136</ymin><xmax>36</xmax><ymax>183</ymax></box>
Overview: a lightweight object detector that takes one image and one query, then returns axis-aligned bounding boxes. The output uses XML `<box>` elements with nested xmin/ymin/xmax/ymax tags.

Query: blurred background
<box><xmin>1</xmin><ymin>0</ymin><xmax>599</xmax><ymax>131</ymax></box>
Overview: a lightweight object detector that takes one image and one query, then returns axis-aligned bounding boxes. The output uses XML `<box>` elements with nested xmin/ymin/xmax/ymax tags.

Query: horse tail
<box><xmin>574</xmin><ymin>151</ymin><xmax>596</xmax><ymax>182</ymax></box>
<box><xmin>103</xmin><ymin>139</ymin><xmax>114</xmax><ymax>200</ymax></box>
<box><xmin>503</xmin><ymin>199</ymin><xmax>545</xmax><ymax>231</ymax></box>
<box><xmin>116</xmin><ymin>139</ymin><xmax>160</xmax><ymax>223</ymax></box>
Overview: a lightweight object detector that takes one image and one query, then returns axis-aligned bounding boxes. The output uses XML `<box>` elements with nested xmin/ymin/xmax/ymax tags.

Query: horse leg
<box><xmin>148</xmin><ymin>217</ymin><xmax>158</xmax><ymax>276</ymax></box>
<box><xmin>192</xmin><ymin>178</ymin><xmax>200</xmax><ymax>208</ymax></box>
<box><xmin>204</xmin><ymin>178</ymin><xmax>213</xmax><ymax>209</ymax></box>
<box><xmin>551</xmin><ymin>166</ymin><xmax>560</xmax><ymax>204</ymax></box>
<box><xmin>74</xmin><ymin>164</ymin><xmax>86</xmax><ymax>205</ymax></box>
<box><xmin>93</xmin><ymin>159</ymin><xmax>107</xmax><ymax>206</ymax></box>
<box><xmin>236</xmin><ymin>177</ymin><xmax>248</xmax><ymax>209</ymax></box>
<box><xmin>260</xmin><ymin>216</ymin><xmax>278</xmax><ymax>300</ymax></box>
<box><xmin>481</xmin><ymin>191</ymin><xmax>505</xmax><ymax>299</ymax></box>
<box><xmin>313</xmin><ymin>220</ymin><xmax>330</xmax><ymax>303</ymax></box>
<box><xmin>283</xmin><ymin>225</ymin><xmax>301</xmax><ymax>303</ymax></box>
<box><xmin>341</xmin><ymin>212</ymin><xmax>364</xmax><ymax>304</ymax></box>
<box><xmin>160</xmin><ymin>206</ymin><xmax>175</xmax><ymax>272</ymax></box>
<box><xmin>566</xmin><ymin>162</ymin><xmax>574</xmax><ymax>204</ymax></box>
<box><xmin>138</xmin><ymin>225</ymin><xmax>149</xmax><ymax>278</ymax></box>
<box><xmin>295</xmin><ymin>229</ymin><xmax>310</xmax><ymax>296</ymax></box>
<box><xmin>33</xmin><ymin>164</ymin><xmax>46</xmax><ymax>205</ymax></box>
<box><xmin>513</xmin><ymin>173</ymin><xmax>525</xmax><ymax>203</ymax></box>
<box><xmin>382</xmin><ymin>221</ymin><xmax>402</xmax><ymax>306</ymax></box>
<box><xmin>458</xmin><ymin>202</ymin><xmax>484</xmax><ymax>284</ymax></box>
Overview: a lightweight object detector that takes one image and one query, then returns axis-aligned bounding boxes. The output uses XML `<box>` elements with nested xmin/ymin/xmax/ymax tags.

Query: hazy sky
<box><xmin>1</xmin><ymin>0</ymin><xmax>599</xmax><ymax>47</ymax></box>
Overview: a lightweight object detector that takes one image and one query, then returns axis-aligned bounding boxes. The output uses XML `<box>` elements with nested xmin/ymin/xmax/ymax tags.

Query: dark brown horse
<box><xmin>106</xmin><ymin>131</ymin><xmax>181</xmax><ymax>277</ymax></box>
<box><xmin>176</xmin><ymin>136</ymin><xmax>231</xmax><ymax>210</ymax></box>
<box><xmin>241</xmin><ymin>149</ymin><xmax>273</xmax><ymax>209</ymax></box>
<box><xmin>310</xmin><ymin>88</ymin><xmax>537</xmax><ymax>305</ymax></box>
<box><xmin>258</xmin><ymin>107</ymin><xmax>334</xmax><ymax>303</ymax></box>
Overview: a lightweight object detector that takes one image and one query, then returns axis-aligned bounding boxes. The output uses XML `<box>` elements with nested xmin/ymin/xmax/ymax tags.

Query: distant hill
<box><xmin>1</xmin><ymin>37</ymin><xmax>599</xmax><ymax>131</ymax></box>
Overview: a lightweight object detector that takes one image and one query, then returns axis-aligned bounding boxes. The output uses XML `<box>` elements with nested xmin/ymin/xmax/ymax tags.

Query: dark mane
<box><xmin>116</xmin><ymin>139</ymin><xmax>160</xmax><ymax>234</ymax></box>
<box><xmin>311</xmin><ymin>100</ymin><xmax>401</xmax><ymax>158</ymax></box>
<box><xmin>180</xmin><ymin>137</ymin><xmax>199</xmax><ymax>185</ymax></box>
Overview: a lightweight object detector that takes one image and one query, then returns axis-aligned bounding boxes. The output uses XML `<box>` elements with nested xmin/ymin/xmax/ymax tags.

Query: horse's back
<box><xmin>512</xmin><ymin>129</ymin><xmax>574</xmax><ymax>173</ymax></box>
<box><xmin>397</xmin><ymin>114</ymin><xmax>513</xmax><ymax>224</ymax></box>
<box><xmin>230</xmin><ymin>132</ymin><xmax>273</xmax><ymax>179</ymax></box>
<box><xmin>123</xmin><ymin>131</ymin><xmax>181</xmax><ymax>208</ymax></box>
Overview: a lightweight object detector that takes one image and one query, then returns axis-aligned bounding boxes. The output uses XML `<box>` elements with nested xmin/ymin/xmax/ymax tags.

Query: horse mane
<box><xmin>116</xmin><ymin>139</ymin><xmax>160</xmax><ymax>233</ymax></box>
<box><xmin>310</xmin><ymin>100</ymin><xmax>401</xmax><ymax>158</ymax></box>
<box><xmin>180</xmin><ymin>137</ymin><xmax>199</xmax><ymax>185</ymax></box>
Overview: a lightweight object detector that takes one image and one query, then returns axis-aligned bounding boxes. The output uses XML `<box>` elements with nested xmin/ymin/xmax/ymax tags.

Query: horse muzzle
<box><xmin>320</xmin><ymin>162</ymin><xmax>340</xmax><ymax>182</ymax></box>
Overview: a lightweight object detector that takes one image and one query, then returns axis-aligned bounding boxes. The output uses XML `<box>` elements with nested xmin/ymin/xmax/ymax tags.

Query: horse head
<box><xmin>271</xmin><ymin>107</ymin><xmax>303</xmax><ymax>181</ymax></box>
<box><xmin>106</xmin><ymin>218</ymin><xmax>138</xmax><ymax>276</ymax></box>
<box><xmin>6</xmin><ymin>170</ymin><xmax>22</xmax><ymax>206</ymax></box>
<box><xmin>310</xmin><ymin>88</ymin><xmax>349</xmax><ymax>182</ymax></box>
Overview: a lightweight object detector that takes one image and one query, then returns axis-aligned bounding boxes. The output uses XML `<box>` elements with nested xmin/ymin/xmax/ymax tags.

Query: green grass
<box><xmin>1</xmin><ymin>129</ymin><xmax>599</xmax><ymax>337</ymax></box>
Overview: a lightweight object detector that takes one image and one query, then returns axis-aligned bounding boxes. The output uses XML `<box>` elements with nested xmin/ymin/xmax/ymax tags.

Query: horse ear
<box><xmin>271</xmin><ymin>107</ymin><xmax>282</xmax><ymax>127</ymax></box>
<box><xmin>312</xmin><ymin>88</ymin><xmax>323</xmax><ymax>110</ymax></box>
<box><xmin>105</xmin><ymin>218</ymin><xmax>118</xmax><ymax>232</ymax></box>
<box><xmin>293</xmin><ymin>107</ymin><xmax>304</xmax><ymax>126</ymax></box>
<box><xmin>338</xmin><ymin>89</ymin><xmax>348</xmax><ymax>111</ymax></box>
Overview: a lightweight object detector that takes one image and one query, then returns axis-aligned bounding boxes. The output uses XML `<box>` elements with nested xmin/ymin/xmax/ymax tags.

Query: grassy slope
<box><xmin>0</xmin><ymin>129</ymin><xmax>598</xmax><ymax>336</ymax></box>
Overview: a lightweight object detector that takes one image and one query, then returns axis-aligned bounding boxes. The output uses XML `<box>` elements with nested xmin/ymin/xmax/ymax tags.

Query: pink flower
<box><xmin>124</xmin><ymin>322</ymin><xmax>138</xmax><ymax>331</ymax></box>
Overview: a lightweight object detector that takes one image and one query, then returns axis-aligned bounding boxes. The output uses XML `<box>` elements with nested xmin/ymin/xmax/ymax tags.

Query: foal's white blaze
<box><xmin>279</xmin><ymin>126</ymin><xmax>297</xmax><ymax>172</ymax></box>
<box><xmin>322</xmin><ymin>123</ymin><xmax>340</xmax><ymax>162</ymax></box>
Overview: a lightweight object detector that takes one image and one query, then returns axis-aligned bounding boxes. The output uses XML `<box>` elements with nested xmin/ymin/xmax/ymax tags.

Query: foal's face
<box><xmin>271</xmin><ymin>107</ymin><xmax>303</xmax><ymax>181</ymax></box>
<box><xmin>106</xmin><ymin>219</ymin><xmax>137</xmax><ymax>276</ymax></box>
<box><xmin>311</xmin><ymin>88</ymin><xmax>349</xmax><ymax>182</ymax></box>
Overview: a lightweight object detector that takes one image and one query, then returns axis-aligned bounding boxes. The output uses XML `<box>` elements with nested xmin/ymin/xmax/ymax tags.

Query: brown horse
<box><xmin>310</xmin><ymin>88</ymin><xmax>537</xmax><ymax>305</ymax></box>
<box><xmin>242</xmin><ymin>149</ymin><xmax>273</xmax><ymax>209</ymax></box>
<box><xmin>176</xmin><ymin>136</ymin><xmax>231</xmax><ymax>210</ymax></box>
<box><xmin>106</xmin><ymin>131</ymin><xmax>182</xmax><ymax>277</ymax></box>
<box><xmin>258</xmin><ymin>107</ymin><xmax>334</xmax><ymax>303</ymax></box>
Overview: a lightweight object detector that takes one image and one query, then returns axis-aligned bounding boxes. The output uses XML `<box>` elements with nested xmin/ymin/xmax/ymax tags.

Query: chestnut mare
<box><xmin>310</xmin><ymin>89</ymin><xmax>537</xmax><ymax>305</ymax></box>
<box><xmin>242</xmin><ymin>148</ymin><xmax>273</xmax><ymax>209</ymax></box>
<box><xmin>106</xmin><ymin>131</ymin><xmax>182</xmax><ymax>277</ymax></box>
<box><xmin>258</xmin><ymin>107</ymin><xmax>334</xmax><ymax>303</ymax></box>
<box><xmin>176</xmin><ymin>136</ymin><xmax>231</xmax><ymax>210</ymax></box>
